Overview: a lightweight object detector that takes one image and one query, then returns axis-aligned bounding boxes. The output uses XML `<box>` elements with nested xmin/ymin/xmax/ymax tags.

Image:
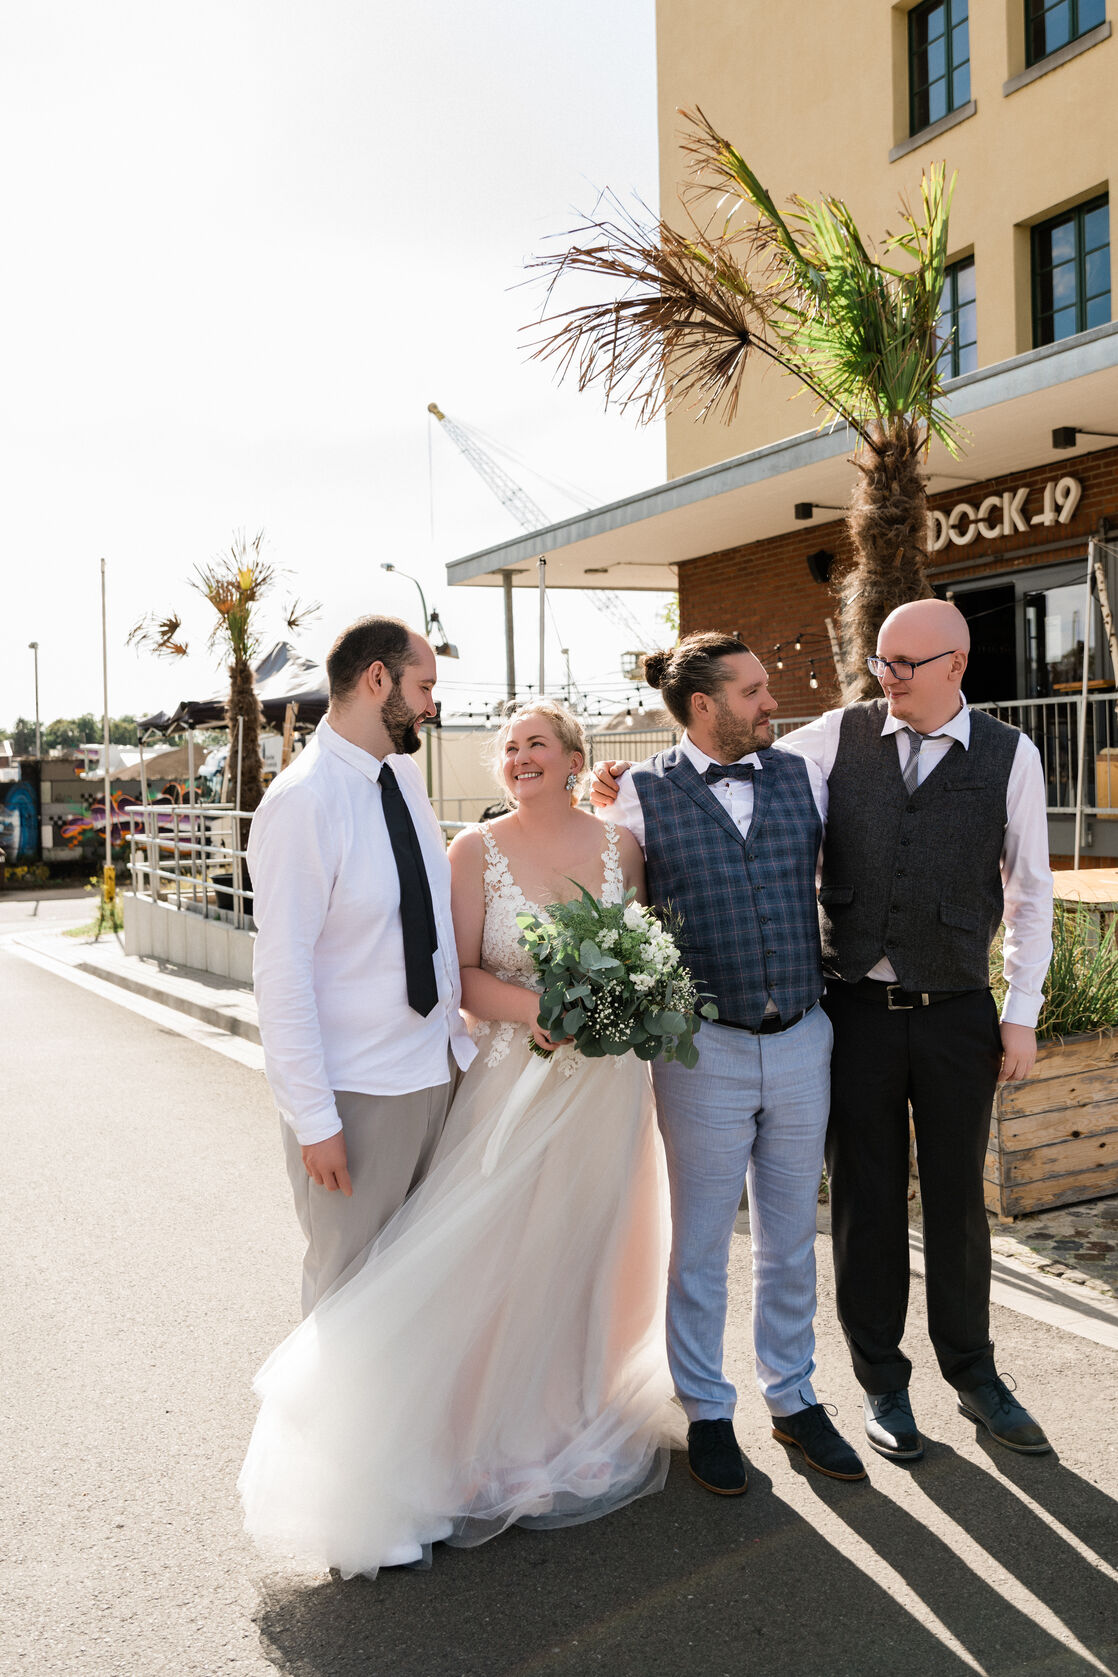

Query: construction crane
<box><xmin>428</xmin><ymin>402</ymin><xmax>651</xmax><ymax>652</ymax></box>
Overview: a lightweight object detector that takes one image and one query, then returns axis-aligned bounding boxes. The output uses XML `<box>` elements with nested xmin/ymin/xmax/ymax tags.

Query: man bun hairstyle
<box><xmin>326</xmin><ymin>615</ymin><xmax>419</xmax><ymax>702</ymax></box>
<box><xmin>645</xmin><ymin>631</ymin><xmax>750</xmax><ymax>727</ymax></box>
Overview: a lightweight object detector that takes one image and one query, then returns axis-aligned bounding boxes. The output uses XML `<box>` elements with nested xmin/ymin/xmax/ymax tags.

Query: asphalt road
<box><xmin>2</xmin><ymin>937</ymin><xmax>1117</xmax><ymax>1677</ymax></box>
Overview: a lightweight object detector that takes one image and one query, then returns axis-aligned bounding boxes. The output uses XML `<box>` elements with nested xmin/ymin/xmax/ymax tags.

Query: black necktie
<box><xmin>703</xmin><ymin>762</ymin><xmax>755</xmax><ymax>785</ymax></box>
<box><xmin>378</xmin><ymin>762</ymin><xmax>440</xmax><ymax>1018</ymax></box>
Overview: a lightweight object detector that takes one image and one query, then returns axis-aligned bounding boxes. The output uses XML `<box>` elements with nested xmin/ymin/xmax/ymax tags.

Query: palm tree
<box><xmin>530</xmin><ymin>110</ymin><xmax>961</xmax><ymax>698</ymax></box>
<box><xmin>129</xmin><ymin>531</ymin><xmax>315</xmax><ymax>835</ymax></box>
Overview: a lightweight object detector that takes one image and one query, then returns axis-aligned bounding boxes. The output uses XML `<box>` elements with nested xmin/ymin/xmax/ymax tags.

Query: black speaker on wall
<box><xmin>805</xmin><ymin>548</ymin><xmax>834</xmax><ymax>584</ymax></box>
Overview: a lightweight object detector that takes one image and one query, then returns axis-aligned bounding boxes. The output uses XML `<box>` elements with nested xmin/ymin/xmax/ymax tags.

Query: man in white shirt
<box><xmin>248</xmin><ymin>615</ymin><xmax>475</xmax><ymax>1314</ymax></box>
<box><xmin>778</xmin><ymin>599</ymin><xmax>1053</xmax><ymax>1462</ymax></box>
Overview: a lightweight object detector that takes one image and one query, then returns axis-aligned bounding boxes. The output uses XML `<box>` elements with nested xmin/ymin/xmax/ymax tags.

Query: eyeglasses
<box><xmin>866</xmin><ymin>649</ymin><xmax>958</xmax><ymax>682</ymax></box>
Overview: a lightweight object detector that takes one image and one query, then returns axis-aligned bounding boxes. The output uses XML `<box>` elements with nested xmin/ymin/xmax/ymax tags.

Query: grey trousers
<box><xmin>283</xmin><ymin>1069</ymin><xmax>453</xmax><ymax>1316</ymax></box>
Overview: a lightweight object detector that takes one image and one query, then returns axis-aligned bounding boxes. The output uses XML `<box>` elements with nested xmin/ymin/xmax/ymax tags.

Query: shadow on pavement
<box><xmin>254</xmin><ymin>1452</ymin><xmax>974</xmax><ymax>1677</ymax></box>
<box><xmin>920</xmin><ymin>1437</ymin><xmax>1118</xmax><ymax>1660</ymax></box>
<box><xmin>807</xmin><ymin>1440</ymin><xmax>1118</xmax><ymax>1677</ymax></box>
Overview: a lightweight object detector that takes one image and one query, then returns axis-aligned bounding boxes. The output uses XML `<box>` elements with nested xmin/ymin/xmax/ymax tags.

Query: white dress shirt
<box><xmin>248</xmin><ymin>718</ymin><xmax>476</xmax><ymax>1146</ymax></box>
<box><xmin>778</xmin><ymin>697</ymin><xmax>1053</xmax><ymax>1027</ymax></box>
<box><xmin>604</xmin><ymin>732</ymin><xmax>828</xmax><ymax>850</ymax></box>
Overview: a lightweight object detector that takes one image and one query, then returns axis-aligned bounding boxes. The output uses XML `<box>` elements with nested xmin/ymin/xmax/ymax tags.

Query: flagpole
<box><xmin>101</xmin><ymin>558</ymin><xmax>115</xmax><ymax>912</ymax></box>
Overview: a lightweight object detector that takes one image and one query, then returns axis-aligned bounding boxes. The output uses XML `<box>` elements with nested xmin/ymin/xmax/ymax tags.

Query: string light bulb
<box><xmin>809</xmin><ymin>660</ymin><xmax>819</xmax><ymax>690</ymax></box>
<box><xmin>794</xmin><ymin>632</ymin><xmax>803</xmax><ymax>652</ymax></box>
<box><xmin>774</xmin><ymin>642</ymin><xmax>783</xmax><ymax>670</ymax></box>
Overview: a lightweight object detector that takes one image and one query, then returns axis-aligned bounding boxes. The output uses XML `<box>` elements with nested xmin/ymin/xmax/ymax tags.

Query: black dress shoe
<box><xmin>687</xmin><ymin>1418</ymin><xmax>748</xmax><ymax>1495</ymax></box>
<box><xmin>772</xmin><ymin>1403</ymin><xmax>867</xmax><ymax>1480</ymax></box>
<box><xmin>863</xmin><ymin>1390</ymin><xmax>924</xmax><ymax>1462</ymax></box>
<box><xmin>957</xmin><ymin>1374</ymin><xmax>1051</xmax><ymax>1455</ymax></box>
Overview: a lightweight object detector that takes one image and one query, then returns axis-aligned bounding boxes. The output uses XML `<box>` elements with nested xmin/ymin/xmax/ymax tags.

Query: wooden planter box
<box><xmin>984</xmin><ymin>1028</ymin><xmax>1118</xmax><ymax>1218</ymax></box>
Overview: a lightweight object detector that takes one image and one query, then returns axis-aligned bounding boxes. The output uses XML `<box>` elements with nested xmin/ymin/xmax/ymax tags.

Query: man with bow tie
<box><xmin>602</xmin><ymin>631</ymin><xmax>865</xmax><ymax>1495</ymax></box>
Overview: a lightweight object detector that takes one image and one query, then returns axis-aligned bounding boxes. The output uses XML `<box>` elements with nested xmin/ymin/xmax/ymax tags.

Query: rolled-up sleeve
<box><xmin>248</xmin><ymin>785</ymin><xmax>343</xmax><ymax>1144</ymax></box>
<box><xmin>1001</xmin><ymin>737</ymin><xmax>1054</xmax><ymax>1028</ymax></box>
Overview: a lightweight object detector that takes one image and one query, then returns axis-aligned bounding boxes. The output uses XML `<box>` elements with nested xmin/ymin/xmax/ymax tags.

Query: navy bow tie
<box><xmin>703</xmin><ymin>762</ymin><xmax>754</xmax><ymax>785</ymax></box>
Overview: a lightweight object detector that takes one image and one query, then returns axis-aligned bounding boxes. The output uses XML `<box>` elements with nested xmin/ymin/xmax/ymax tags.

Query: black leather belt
<box><xmin>844</xmin><ymin>979</ymin><xmax>980</xmax><ymax>1011</ymax></box>
<box><xmin>717</xmin><ymin>1007</ymin><xmax>808</xmax><ymax>1035</ymax></box>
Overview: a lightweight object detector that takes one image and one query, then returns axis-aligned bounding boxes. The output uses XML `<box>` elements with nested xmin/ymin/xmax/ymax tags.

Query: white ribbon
<box><xmin>480</xmin><ymin>1050</ymin><xmax>556</xmax><ymax>1177</ymax></box>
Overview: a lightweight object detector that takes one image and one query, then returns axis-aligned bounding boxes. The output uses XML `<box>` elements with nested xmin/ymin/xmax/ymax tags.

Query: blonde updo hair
<box><xmin>488</xmin><ymin>700</ymin><xmax>590</xmax><ymax>809</ymax></box>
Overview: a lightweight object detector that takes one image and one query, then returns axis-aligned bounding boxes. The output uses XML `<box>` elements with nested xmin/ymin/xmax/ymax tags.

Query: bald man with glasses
<box><xmin>779</xmin><ymin>599</ymin><xmax>1054</xmax><ymax>1463</ymax></box>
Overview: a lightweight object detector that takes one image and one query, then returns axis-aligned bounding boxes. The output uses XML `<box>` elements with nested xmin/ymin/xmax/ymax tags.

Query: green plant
<box><xmin>530</xmin><ymin>110</ymin><xmax>960</xmax><ymax>697</ymax></box>
<box><xmin>991</xmin><ymin>906</ymin><xmax>1118</xmax><ymax>1041</ymax></box>
<box><xmin>128</xmin><ymin>530</ymin><xmax>317</xmax><ymax>841</ymax></box>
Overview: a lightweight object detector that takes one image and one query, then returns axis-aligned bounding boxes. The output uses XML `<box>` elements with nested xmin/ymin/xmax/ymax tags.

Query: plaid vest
<box><xmin>631</xmin><ymin>746</ymin><xmax>823</xmax><ymax>1030</ymax></box>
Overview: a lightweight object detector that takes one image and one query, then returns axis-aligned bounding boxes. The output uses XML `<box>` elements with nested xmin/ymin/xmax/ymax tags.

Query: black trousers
<box><xmin>822</xmin><ymin>981</ymin><xmax>1003</xmax><ymax>1395</ymax></box>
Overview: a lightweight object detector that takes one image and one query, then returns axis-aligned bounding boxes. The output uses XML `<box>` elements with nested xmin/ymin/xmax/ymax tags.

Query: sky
<box><xmin>1</xmin><ymin>0</ymin><xmax>669</xmax><ymax>734</ymax></box>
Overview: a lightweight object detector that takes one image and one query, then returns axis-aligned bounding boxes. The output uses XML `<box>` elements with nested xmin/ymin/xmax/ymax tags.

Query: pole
<box><xmin>1072</xmin><ymin>540</ymin><xmax>1094</xmax><ymax>870</ymax></box>
<box><xmin>138</xmin><ymin>735</ymin><xmax>150</xmax><ymax>900</ymax></box>
<box><xmin>537</xmin><ymin>555</ymin><xmax>546</xmax><ymax>698</ymax></box>
<box><xmin>187</xmin><ymin>728</ymin><xmax>197</xmax><ymax>902</ymax></box>
<box><xmin>28</xmin><ymin>643</ymin><xmax>41</xmax><ymax>757</ymax></box>
<box><xmin>502</xmin><ymin>570</ymin><xmax>516</xmax><ymax>703</ymax></box>
<box><xmin>100</xmin><ymin>559</ymin><xmax>114</xmax><ymax>911</ymax></box>
<box><xmin>234</xmin><ymin>714</ymin><xmax>245</xmax><ymax>927</ymax></box>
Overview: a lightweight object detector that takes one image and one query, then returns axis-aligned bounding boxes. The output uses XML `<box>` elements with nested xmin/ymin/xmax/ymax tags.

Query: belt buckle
<box><xmin>886</xmin><ymin>985</ymin><xmax>913</xmax><ymax>1011</ymax></box>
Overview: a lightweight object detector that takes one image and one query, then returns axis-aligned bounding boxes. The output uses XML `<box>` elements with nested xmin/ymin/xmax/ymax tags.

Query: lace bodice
<box><xmin>478</xmin><ymin>822</ymin><xmax>624</xmax><ymax>988</ymax></box>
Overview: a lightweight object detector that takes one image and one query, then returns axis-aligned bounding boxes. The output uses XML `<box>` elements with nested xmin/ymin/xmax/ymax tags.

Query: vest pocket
<box><xmin>819</xmin><ymin>885</ymin><xmax>854</xmax><ymax>906</ymax></box>
<box><xmin>939</xmin><ymin>901</ymin><xmax>979</xmax><ymax>931</ymax></box>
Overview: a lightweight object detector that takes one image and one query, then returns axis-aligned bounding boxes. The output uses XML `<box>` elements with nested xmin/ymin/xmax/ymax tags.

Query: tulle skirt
<box><xmin>238</xmin><ymin>1030</ymin><xmax>676</xmax><ymax>1578</ymax></box>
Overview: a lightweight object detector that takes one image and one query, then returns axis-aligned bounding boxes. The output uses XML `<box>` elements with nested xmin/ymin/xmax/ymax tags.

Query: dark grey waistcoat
<box><xmin>819</xmin><ymin>699</ymin><xmax>1020</xmax><ymax>990</ymax></box>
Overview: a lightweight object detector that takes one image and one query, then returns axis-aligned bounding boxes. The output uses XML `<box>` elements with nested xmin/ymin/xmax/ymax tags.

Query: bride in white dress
<box><xmin>239</xmin><ymin>701</ymin><xmax>675</xmax><ymax>1578</ymax></box>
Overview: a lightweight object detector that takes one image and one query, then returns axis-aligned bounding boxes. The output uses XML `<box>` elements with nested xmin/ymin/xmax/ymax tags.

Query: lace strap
<box><xmin>601</xmin><ymin>822</ymin><xmax>624</xmax><ymax>904</ymax></box>
<box><xmin>479</xmin><ymin>821</ymin><xmax>515</xmax><ymax>897</ymax></box>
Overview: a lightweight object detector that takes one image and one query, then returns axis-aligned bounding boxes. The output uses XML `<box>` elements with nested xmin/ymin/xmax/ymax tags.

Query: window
<box><xmin>936</xmin><ymin>257</ymin><xmax>977</xmax><ymax>377</ymax></box>
<box><xmin>909</xmin><ymin>0</ymin><xmax>970</xmax><ymax>134</ymax></box>
<box><xmin>1032</xmin><ymin>196</ymin><xmax>1110</xmax><ymax>345</ymax></box>
<box><xmin>1026</xmin><ymin>0</ymin><xmax>1106</xmax><ymax>66</ymax></box>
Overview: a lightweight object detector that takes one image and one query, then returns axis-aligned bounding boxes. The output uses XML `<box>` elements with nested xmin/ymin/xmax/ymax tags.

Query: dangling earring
<box><xmin>565</xmin><ymin>771</ymin><xmax>578</xmax><ymax>793</ymax></box>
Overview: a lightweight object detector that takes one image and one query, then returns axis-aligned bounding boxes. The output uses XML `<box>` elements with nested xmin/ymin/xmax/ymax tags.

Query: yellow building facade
<box><xmin>656</xmin><ymin>0</ymin><xmax>1114</xmax><ymax>477</ymax></box>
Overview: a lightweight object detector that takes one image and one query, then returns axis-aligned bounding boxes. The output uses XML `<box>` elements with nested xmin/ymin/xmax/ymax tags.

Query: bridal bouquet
<box><xmin>516</xmin><ymin>887</ymin><xmax>715</xmax><ymax>1069</ymax></box>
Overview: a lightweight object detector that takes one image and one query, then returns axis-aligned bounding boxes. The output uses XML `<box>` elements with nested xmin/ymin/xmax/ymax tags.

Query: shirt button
<box><xmin>754</xmin><ymin>883</ymin><xmax>765</xmax><ymax>892</ymax></box>
<box><xmin>895</xmin><ymin>869</ymin><xmax>905</xmax><ymax>878</ymax></box>
<box><xmin>901</xmin><ymin>837</ymin><xmax>912</xmax><ymax>847</ymax></box>
<box><xmin>764</xmin><ymin>949</ymin><xmax>775</xmax><ymax>957</ymax></box>
<box><xmin>759</xmin><ymin>915</ymin><xmax>771</xmax><ymax>924</ymax></box>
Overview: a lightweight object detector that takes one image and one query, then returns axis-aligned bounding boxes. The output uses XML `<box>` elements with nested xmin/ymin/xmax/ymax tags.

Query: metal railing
<box><xmin>125</xmin><ymin>803</ymin><xmax>255</xmax><ymax>929</ymax></box>
<box><xmin>971</xmin><ymin>694</ymin><xmax>1118</xmax><ymax>816</ymax></box>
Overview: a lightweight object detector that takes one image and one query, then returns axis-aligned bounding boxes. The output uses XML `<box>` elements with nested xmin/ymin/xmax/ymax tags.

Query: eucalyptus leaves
<box><xmin>516</xmin><ymin>885</ymin><xmax>715</xmax><ymax>1069</ymax></box>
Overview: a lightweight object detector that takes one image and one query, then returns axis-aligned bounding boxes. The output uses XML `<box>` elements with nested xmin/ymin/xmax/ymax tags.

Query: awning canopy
<box><xmin>138</xmin><ymin>642</ymin><xmax>328</xmax><ymax>734</ymax></box>
<box><xmin>444</xmin><ymin>322</ymin><xmax>1118</xmax><ymax>592</ymax></box>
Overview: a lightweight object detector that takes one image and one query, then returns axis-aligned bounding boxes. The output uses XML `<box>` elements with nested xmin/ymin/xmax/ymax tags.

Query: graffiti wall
<box><xmin>0</xmin><ymin>765</ymin><xmax>42</xmax><ymax>864</ymax></box>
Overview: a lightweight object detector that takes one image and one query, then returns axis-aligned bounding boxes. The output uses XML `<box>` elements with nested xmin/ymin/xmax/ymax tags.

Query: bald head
<box><xmin>874</xmin><ymin>598</ymin><xmax>969</xmax><ymax>732</ymax></box>
<box><xmin>878</xmin><ymin>598</ymin><xmax>970</xmax><ymax>655</ymax></box>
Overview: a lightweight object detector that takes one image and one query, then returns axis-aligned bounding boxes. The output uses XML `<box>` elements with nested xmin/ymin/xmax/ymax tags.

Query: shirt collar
<box><xmin>680</xmin><ymin>732</ymin><xmax>764</xmax><ymax>776</ymax></box>
<box><xmin>316</xmin><ymin>716</ymin><xmax>387</xmax><ymax>784</ymax></box>
<box><xmin>879</xmin><ymin>694</ymin><xmax>971</xmax><ymax>750</ymax></box>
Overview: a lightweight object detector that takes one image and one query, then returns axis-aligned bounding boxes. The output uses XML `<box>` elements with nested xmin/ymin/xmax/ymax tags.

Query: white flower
<box><xmin>599</xmin><ymin>929</ymin><xmax>619</xmax><ymax>950</ymax></box>
<box><xmin>631</xmin><ymin>972</ymin><xmax>656</xmax><ymax>993</ymax></box>
<box><xmin>623</xmin><ymin>901</ymin><xmax>646</xmax><ymax>931</ymax></box>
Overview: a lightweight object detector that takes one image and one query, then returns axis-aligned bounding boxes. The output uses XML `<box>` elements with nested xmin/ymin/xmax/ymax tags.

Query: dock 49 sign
<box><xmin>930</xmin><ymin>475</ymin><xmax>1082</xmax><ymax>550</ymax></box>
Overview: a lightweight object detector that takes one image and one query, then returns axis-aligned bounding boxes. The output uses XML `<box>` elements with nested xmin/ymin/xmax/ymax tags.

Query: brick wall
<box><xmin>678</xmin><ymin>444</ymin><xmax>1118</xmax><ymax>716</ymax></box>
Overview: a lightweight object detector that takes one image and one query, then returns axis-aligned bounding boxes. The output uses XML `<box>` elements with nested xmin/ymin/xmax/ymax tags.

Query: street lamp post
<box><xmin>27</xmin><ymin>642</ymin><xmax>41</xmax><ymax>758</ymax></box>
<box><xmin>380</xmin><ymin>563</ymin><xmax>460</xmax><ymax>801</ymax></box>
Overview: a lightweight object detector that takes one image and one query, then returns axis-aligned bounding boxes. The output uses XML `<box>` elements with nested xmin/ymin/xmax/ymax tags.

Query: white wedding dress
<box><xmin>239</xmin><ymin>822</ymin><xmax>674</xmax><ymax>1579</ymax></box>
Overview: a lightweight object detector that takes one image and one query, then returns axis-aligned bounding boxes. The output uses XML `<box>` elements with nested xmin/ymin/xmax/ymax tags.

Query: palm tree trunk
<box><xmin>226</xmin><ymin>657</ymin><xmax>264</xmax><ymax>855</ymax></box>
<box><xmin>838</xmin><ymin>420</ymin><xmax>935</xmax><ymax>700</ymax></box>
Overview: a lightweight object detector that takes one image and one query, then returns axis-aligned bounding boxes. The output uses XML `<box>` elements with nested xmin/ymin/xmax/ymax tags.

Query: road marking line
<box><xmin>5</xmin><ymin>940</ymin><xmax>266</xmax><ymax>1072</ymax></box>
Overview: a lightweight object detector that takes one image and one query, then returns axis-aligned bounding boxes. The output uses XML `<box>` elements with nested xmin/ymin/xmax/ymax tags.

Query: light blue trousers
<box><xmin>652</xmin><ymin>1005</ymin><xmax>831</xmax><ymax>1421</ymax></box>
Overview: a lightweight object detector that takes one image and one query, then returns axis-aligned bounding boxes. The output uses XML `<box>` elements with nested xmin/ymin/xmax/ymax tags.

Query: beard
<box><xmin>709</xmin><ymin>697</ymin><xmax>774</xmax><ymax>763</ymax></box>
<box><xmin>382</xmin><ymin>680</ymin><xmax>424</xmax><ymax>755</ymax></box>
